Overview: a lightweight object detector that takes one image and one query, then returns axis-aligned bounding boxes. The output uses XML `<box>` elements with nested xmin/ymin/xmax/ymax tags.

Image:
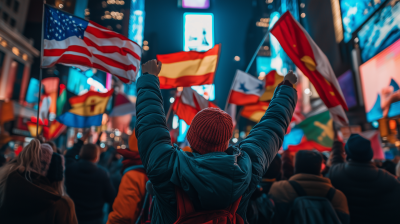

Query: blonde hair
<box><xmin>0</xmin><ymin>139</ymin><xmax>65</xmax><ymax>207</ymax></box>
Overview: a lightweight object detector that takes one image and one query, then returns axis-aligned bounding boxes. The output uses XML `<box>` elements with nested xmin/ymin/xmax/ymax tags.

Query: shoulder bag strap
<box><xmin>288</xmin><ymin>181</ymin><xmax>307</xmax><ymax>197</ymax></box>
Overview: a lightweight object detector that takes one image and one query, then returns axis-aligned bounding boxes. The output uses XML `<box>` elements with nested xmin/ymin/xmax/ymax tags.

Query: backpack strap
<box><xmin>325</xmin><ymin>188</ymin><xmax>336</xmax><ymax>201</ymax></box>
<box><xmin>288</xmin><ymin>181</ymin><xmax>307</xmax><ymax>197</ymax></box>
<box><xmin>175</xmin><ymin>187</ymin><xmax>196</xmax><ymax>217</ymax></box>
<box><xmin>123</xmin><ymin>165</ymin><xmax>145</xmax><ymax>175</ymax></box>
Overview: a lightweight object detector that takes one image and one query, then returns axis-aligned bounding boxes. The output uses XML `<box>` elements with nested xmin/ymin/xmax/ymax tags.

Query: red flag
<box><xmin>172</xmin><ymin>88</ymin><xmax>218</xmax><ymax>125</ymax></box>
<box><xmin>359</xmin><ymin>130</ymin><xmax>384</xmax><ymax>160</ymax></box>
<box><xmin>260</xmin><ymin>70</ymin><xmax>284</xmax><ymax>102</ymax></box>
<box><xmin>43</xmin><ymin>120</ymin><xmax>67</xmax><ymax>140</ymax></box>
<box><xmin>287</xmin><ymin>136</ymin><xmax>332</xmax><ymax>153</ymax></box>
<box><xmin>270</xmin><ymin>12</ymin><xmax>348</xmax><ymax>126</ymax></box>
<box><xmin>157</xmin><ymin>44</ymin><xmax>221</xmax><ymax>89</ymax></box>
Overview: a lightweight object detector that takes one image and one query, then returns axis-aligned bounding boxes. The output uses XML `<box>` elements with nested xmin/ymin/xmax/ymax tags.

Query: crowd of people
<box><xmin>0</xmin><ymin>60</ymin><xmax>399</xmax><ymax>224</ymax></box>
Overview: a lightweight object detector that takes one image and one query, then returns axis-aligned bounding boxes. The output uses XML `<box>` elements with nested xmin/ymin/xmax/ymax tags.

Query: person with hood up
<box><xmin>107</xmin><ymin>131</ymin><xmax>148</xmax><ymax>224</ymax></box>
<box><xmin>269</xmin><ymin>150</ymin><xmax>349</xmax><ymax>224</ymax></box>
<box><xmin>0</xmin><ymin>139</ymin><xmax>77</xmax><ymax>224</ymax></box>
<box><xmin>135</xmin><ymin>59</ymin><xmax>298</xmax><ymax>223</ymax></box>
<box><xmin>327</xmin><ymin>134</ymin><xmax>400</xmax><ymax>224</ymax></box>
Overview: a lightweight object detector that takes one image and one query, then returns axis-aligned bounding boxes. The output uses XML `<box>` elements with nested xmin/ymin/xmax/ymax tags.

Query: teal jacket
<box><xmin>135</xmin><ymin>74</ymin><xmax>297</xmax><ymax>223</ymax></box>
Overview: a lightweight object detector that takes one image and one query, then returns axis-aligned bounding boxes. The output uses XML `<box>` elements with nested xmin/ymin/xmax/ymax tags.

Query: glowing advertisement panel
<box><xmin>358</xmin><ymin>1</ymin><xmax>400</xmax><ymax>63</ymax></box>
<box><xmin>340</xmin><ymin>0</ymin><xmax>384</xmax><ymax>42</ymax></box>
<box><xmin>180</xmin><ymin>0</ymin><xmax>210</xmax><ymax>9</ymax></box>
<box><xmin>337</xmin><ymin>70</ymin><xmax>357</xmax><ymax>108</ymax></box>
<box><xmin>184</xmin><ymin>13</ymin><xmax>214</xmax><ymax>52</ymax></box>
<box><xmin>359</xmin><ymin>38</ymin><xmax>400</xmax><ymax>122</ymax></box>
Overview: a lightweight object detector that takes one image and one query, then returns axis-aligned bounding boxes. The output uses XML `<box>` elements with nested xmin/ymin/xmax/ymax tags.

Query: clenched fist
<box><xmin>141</xmin><ymin>59</ymin><xmax>162</xmax><ymax>76</ymax></box>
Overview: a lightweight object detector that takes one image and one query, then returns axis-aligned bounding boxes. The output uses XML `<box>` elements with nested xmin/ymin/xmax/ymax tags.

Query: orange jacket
<box><xmin>107</xmin><ymin>170</ymin><xmax>147</xmax><ymax>224</ymax></box>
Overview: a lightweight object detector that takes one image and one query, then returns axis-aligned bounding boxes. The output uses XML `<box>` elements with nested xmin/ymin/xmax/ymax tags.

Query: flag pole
<box><xmin>36</xmin><ymin>1</ymin><xmax>46</xmax><ymax>137</ymax></box>
<box><xmin>245</xmin><ymin>30</ymin><xmax>270</xmax><ymax>73</ymax></box>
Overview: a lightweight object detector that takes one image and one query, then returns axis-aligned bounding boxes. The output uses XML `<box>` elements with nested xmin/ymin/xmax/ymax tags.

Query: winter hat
<box><xmin>187</xmin><ymin>108</ymin><xmax>233</xmax><ymax>154</ymax></box>
<box><xmin>294</xmin><ymin>150</ymin><xmax>322</xmax><ymax>175</ymax></box>
<box><xmin>38</xmin><ymin>143</ymin><xmax>54</xmax><ymax>177</ymax></box>
<box><xmin>345</xmin><ymin>134</ymin><xmax>373</xmax><ymax>162</ymax></box>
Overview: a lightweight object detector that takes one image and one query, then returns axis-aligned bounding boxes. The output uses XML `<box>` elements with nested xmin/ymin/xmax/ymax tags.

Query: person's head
<box><xmin>45</xmin><ymin>141</ymin><xmax>59</xmax><ymax>153</ymax></box>
<box><xmin>187</xmin><ymin>108</ymin><xmax>233</xmax><ymax>154</ymax></box>
<box><xmin>294</xmin><ymin>150</ymin><xmax>323</xmax><ymax>176</ymax></box>
<box><xmin>345</xmin><ymin>134</ymin><xmax>373</xmax><ymax>163</ymax></box>
<box><xmin>79</xmin><ymin>143</ymin><xmax>100</xmax><ymax>163</ymax></box>
<box><xmin>263</xmin><ymin>154</ymin><xmax>282</xmax><ymax>180</ymax></box>
<box><xmin>0</xmin><ymin>139</ymin><xmax>65</xmax><ymax>206</ymax></box>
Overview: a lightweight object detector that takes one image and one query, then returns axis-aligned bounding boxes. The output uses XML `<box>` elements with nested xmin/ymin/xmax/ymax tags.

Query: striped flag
<box><xmin>228</xmin><ymin>70</ymin><xmax>265</xmax><ymax>105</ymax></box>
<box><xmin>156</xmin><ymin>44</ymin><xmax>220</xmax><ymax>89</ymax></box>
<box><xmin>271</xmin><ymin>12</ymin><xmax>348</xmax><ymax>126</ymax></box>
<box><xmin>42</xmin><ymin>5</ymin><xmax>141</xmax><ymax>84</ymax></box>
<box><xmin>172</xmin><ymin>88</ymin><xmax>218</xmax><ymax>125</ymax></box>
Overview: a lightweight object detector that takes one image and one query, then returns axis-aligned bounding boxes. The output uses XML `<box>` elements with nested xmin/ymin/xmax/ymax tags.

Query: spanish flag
<box><xmin>270</xmin><ymin>12</ymin><xmax>348</xmax><ymax>126</ymax></box>
<box><xmin>156</xmin><ymin>44</ymin><xmax>221</xmax><ymax>89</ymax></box>
<box><xmin>57</xmin><ymin>90</ymin><xmax>113</xmax><ymax>128</ymax></box>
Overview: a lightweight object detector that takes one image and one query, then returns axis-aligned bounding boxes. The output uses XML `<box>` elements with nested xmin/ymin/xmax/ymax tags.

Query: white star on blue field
<box><xmin>44</xmin><ymin>5</ymin><xmax>89</xmax><ymax>41</ymax></box>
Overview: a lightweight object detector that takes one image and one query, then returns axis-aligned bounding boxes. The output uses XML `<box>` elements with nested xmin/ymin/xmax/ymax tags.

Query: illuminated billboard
<box><xmin>183</xmin><ymin>13</ymin><xmax>214</xmax><ymax>52</ymax></box>
<box><xmin>340</xmin><ymin>0</ymin><xmax>384</xmax><ymax>42</ymax></box>
<box><xmin>358</xmin><ymin>1</ymin><xmax>400</xmax><ymax>62</ymax></box>
<box><xmin>179</xmin><ymin>0</ymin><xmax>210</xmax><ymax>9</ymax></box>
<box><xmin>359</xmin><ymin>38</ymin><xmax>400</xmax><ymax>122</ymax></box>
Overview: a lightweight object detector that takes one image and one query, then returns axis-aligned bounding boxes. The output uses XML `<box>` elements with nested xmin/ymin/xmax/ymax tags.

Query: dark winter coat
<box><xmin>135</xmin><ymin>74</ymin><xmax>297</xmax><ymax>223</ymax></box>
<box><xmin>65</xmin><ymin>142</ymin><xmax>116</xmax><ymax>222</ymax></box>
<box><xmin>327</xmin><ymin>141</ymin><xmax>400</xmax><ymax>224</ymax></box>
<box><xmin>0</xmin><ymin>171</ymin><xmax>77</xmax><ymax>224</ymax></box>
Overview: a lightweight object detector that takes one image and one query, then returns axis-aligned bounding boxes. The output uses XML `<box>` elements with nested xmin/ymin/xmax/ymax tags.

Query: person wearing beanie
<box><xmin>327</xmin><ymin>134</ymin><xmax>400</xmax><ymax>224</ymax></box>
<box><xmin>65</xmin><ymin>138</ymin><xmax>116</xmax><ymax>224</ymax></box>
<box><xmin>107</xmin><ymin>131</ymin><xmax>149</xmax><ymax>224</ymax></box>
<box><xmin>0</xmin><ymin>139</ymin><xmax>77</xmax><ymax>224</ymax></box>
<box><xmin>135</xmin><ymin>59</ymin><xmax>297</xmax><ymax>223</ymax></box>
<box><xmin>268</xmin><ymin>150</ymin><xmax>349</xmax><ymax>224</ymax></box>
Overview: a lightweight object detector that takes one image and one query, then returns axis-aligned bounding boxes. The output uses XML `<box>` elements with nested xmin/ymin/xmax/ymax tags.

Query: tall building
<box><xmin>0</xmin><ymin>0</ymin><xmax>39</xmax><ymax>102</ymax></box>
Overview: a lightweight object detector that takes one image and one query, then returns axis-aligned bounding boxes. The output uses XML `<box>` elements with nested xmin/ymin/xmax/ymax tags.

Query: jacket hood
<box><xmin>2</xmin><ymin>171</ymin><xmax>60</xmax><ymax>215</ymax></box>
<box><xmin>170</xmin><ymin>146</ymin><xmax>252</xmax><ymax>210</ymax></box>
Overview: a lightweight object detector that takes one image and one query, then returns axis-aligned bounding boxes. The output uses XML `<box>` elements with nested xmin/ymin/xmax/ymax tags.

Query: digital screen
<box><xmin>337</xmin><ymin>70</ymin><xmax>357</xmax><ymax>108</ymax></box>
<box><xmin>183</xmin><ymin>13</ymin><xmax>214</xmax><ymax>52</ymax></box>
<box><xmin>359</xmin><ymin>38</ymin><xmax>400</xmax><ymax>122</ymax></box>
<box><xmin>256</xmin><ymin>57</ymin><xmax>273</xmax><ymax>76</ymax></box>
<box><xmin>358</xmin><ymin>1</ymin><xmax>400</xmax><ymax>62</ymax></box>
<box><xmin>340</xmin><ymin>0</ymin><xmax>384</xmax><ymax>42</ymax></box>
<box><xmin>191</xmin><ymin>84</ymin><xmax>215</xmax><ymax>101</ymax></box>
<box><xmin>179</xmin><ymin>0</ymin><xmax>210</xmax><ymax>9</ymax></box>
<box><xmin>25</xmin><ymin>78</ymin><xmax>40</xmax><ymax>104</ymax></box>
<box><xmin>67</xmin><ymin>68</ymin><xmax>90</xmax><ymax>95</ymax></box>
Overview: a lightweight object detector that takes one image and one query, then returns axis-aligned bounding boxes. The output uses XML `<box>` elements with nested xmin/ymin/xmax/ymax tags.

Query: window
<box><xmin>6</xmin><ymin>0</ymin><xmax>12</xmax><ymax>7</ymax></box>
<box><xmin>10</xmin><ymin>18</ymin><xmax>15</xmax><ymax>27</ymax></box>
<box><xmin>13</xmin><ymin>1</ymin><xmax>19</xmax><ymax>13</ymax></box>
<box><xmin>3</xmin><ymin>12</ymin><xmax>9</xmax><ymax>22</ymax></box>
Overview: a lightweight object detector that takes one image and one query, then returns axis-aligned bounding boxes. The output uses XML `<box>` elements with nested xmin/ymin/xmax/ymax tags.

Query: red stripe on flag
<box><xmin>228</xmin><ymin>91</ymin><xmax>260</xmax><ymax>105</ymax></box>
<box><xmin>172</xmin><ymin>96</ymin><xmax>199</xmax><ymax>125</ymax></box>
<box><xmin>43</xmin><ymin>46</ymin><xmax>92</xmax><ymax>57</ymax></box>
<box><xmin>55</xmin><ymin>54</ymin><xmax>93</xmax><ymax>68</ymax></box>
<box><xmin>86</xmin><ymin>21</ymin><xmax>138</xmax><ymax>45</ymax></box>
<box><xmin>157</xmin><ymin>44</ymin><xmax>220</xmax><ymax>64</ymax></box>
<box><xmin>69</xmin><ymin>89</ymin><xmax>114</xmax><ymax>105</ymax></box>
<box><xmin>158</xmin><ymin>72</ymin><xmax>215</xmax><ymax>89</ymax></box>
<box><xmin>93</xmin><ymin>54</ymin><xmax>137</xmax><ymax>72</ymax></box>
<box><xmin>84</xmin><ymin>38</ymin><xmax>140</xmax><ymax>60</ymax></box>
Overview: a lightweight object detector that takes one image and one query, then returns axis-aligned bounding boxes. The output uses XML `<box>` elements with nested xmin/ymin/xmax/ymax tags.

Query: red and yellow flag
<box><xmin>156</xmin><ymin>44</ymin><xmax>221</xmax><ymax>89</ymax></box>
<box><xmin>270</xmin><ymin>12</ymin><xmax>348</xmax><ymax>126</ymax></box>
<box><xmin>260</xmin><ymin>70</ymin><xmax>284</xmax><ymax>102</ymax></box>
<box><xmin>241</xmin><ymin>101</ymin><xmax>270</xmax><ymax>123</ymax></box>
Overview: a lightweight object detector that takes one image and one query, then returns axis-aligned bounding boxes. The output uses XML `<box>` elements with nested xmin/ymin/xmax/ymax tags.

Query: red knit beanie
<box><xmin>187</xmin><ymin>108</ymin><xmax>233</xmax><ymax>154</ymax></box>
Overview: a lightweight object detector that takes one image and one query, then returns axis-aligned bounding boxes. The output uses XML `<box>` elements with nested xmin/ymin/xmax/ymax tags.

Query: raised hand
<box><xmin>142</xmin><ymin>59</ymin><xmax>162</xmax><ymax>76</ymax></box>
<box><xmin>284</xmin><ymin>70</ymin><xmax>298</xmax><ymax>85</ymax></box>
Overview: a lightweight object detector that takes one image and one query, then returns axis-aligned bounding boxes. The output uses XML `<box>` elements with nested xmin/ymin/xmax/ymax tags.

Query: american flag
<box><xmin>41</xmin><ymin>5</ymin><xmax>141</xmax><ymax>84</ymax></box>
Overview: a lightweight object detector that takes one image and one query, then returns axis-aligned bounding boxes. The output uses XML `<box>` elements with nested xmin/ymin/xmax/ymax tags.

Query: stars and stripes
<box><xmin>42</xmin><ymin>5</ymin><xmax>141</xmax><ymax>84</ymax></box>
